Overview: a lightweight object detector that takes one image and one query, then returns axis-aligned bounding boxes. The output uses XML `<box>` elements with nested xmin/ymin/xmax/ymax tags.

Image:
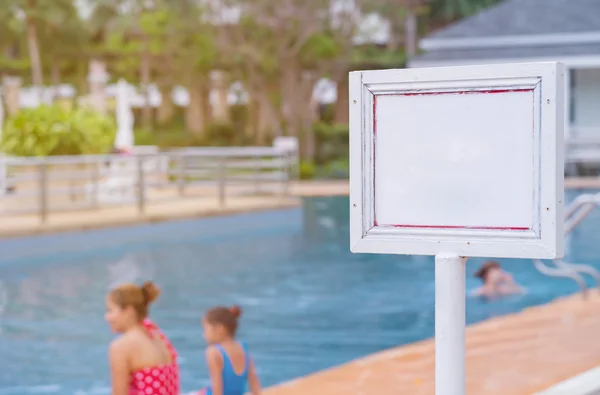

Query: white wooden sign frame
<box><xmin>349</xmin><ymin>62</ymin><xmax>565</xmax><ymax>260</ymax></box>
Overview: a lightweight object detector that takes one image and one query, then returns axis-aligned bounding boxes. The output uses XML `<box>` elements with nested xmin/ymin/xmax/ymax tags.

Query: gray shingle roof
<box><xmin>428</xmin><ymin>0</ymin><xmax>600</xmax><ymax>40</ymax></box>
<box><xmin>412</xmin><ymin>43</ymin><xmax>600</xmax><ymax>64</ymax></box>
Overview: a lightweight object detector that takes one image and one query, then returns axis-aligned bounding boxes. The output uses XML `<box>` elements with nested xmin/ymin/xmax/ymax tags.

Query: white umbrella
<box><xmin>114</xmin><ymin>78</ymin><xmax>134</xmax><ymax>151</ymax></box>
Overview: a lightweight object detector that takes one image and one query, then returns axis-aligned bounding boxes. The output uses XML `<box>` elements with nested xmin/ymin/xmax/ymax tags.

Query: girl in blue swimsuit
<box><xmin>199</xmin><ymin>306</ymin><xmax>261</xmax><ymax>395</ymax></box>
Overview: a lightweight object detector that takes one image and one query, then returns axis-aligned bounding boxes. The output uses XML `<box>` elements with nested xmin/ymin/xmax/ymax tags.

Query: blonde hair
<box><xmin>109</xmin><ymin>281</ymin><xmax>160</xmax><ymax>319</ymax></box>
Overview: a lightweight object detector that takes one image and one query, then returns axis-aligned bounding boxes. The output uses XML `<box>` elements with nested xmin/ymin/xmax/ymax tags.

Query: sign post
<box><xmin>435</xmin><ymin>253</ymin><xmax>466</xmax><ymax>395</ymax></box>
<box><xmin>349</xmin><ymin>62</ymin><xmax>565</xmax><ymax>395</ymax></box>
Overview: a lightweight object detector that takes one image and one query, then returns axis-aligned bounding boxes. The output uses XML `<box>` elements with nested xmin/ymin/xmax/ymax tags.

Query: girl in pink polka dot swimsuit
<box><xmin>105</xmin><ymin>281</ymin><xmax>180</xmax><ymax>395</ymax></box>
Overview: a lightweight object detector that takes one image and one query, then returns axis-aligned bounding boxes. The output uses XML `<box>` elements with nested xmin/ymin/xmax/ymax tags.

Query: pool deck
<box><xmin>0</xmin><ymin>181</ymin><xmax>348</xmax><ymax>238</ymax></box>
<box><xmin>566</xmin><ymin>177</ymin><xmax>600</xmax><ymax>189</ymax></box>
<box><xmin>264</xmin><ymin>291</ymin><xmax>600</xmax><ymax>395</ymax></box>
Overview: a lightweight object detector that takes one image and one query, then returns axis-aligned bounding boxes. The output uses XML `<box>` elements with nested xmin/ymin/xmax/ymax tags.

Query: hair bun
<box><xmin>141</xmin><ymin>281</ymin><xmax>160</xmax><ymax>305</ymax></box>
<box><xmin>230</xmin><ymin>305</ymin><xmax>242</xmax><ymax>318</ymax></box>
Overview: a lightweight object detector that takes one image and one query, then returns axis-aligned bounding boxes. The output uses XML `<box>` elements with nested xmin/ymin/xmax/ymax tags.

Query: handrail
<box><xmin>554</xmin><ymin>260</ymin><xmax>600</xmax><ymax>287</ymax></box>
<box><xmin>0</xmin><ymin>146</ymin><xmax>298</xmax><ymax>220</ymax></box>
<box><xmin>533</xmin><ymin>193</ymin><xmax>600</xmax><ymax>296</ymax></box>
<box><xmin>565</xmin><ymin>202</ymin><xmax>597</xmax><ymax>234</ymax></box>
<box><xmin>1</xmin><ymin>147</ymin><xmax>291</xmax><ymax>166</ymax></box>
<box><xmin>564</xmin><ymin>193</ymin><xmax>599</xmax><ymax>221</ymax></box>
<box><xmin>533</xmin><ymin>259</ymin><xmax>588</xmax><ymax>298</ymax></box>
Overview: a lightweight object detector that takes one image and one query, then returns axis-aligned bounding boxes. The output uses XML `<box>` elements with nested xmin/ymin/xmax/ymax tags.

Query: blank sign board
<box><xmin>349</xmin><ymin>62</ymin><xmax>565</xmax><ymax>259</ymax></box>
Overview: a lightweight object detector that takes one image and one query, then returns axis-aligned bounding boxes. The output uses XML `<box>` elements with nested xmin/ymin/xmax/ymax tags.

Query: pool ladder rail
<box><xmin>533</xmin><ymin>193</ymin><xmax>600</xmax><ymax>298</ymax></box>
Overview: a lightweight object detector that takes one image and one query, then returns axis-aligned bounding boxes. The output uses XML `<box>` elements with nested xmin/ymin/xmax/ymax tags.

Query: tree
<box><xmin>430</xmin><ymin>0</ymin><xmax>501</xmax><ymax>23</ymax></box>
<box><xmin>24</xmin><ymin>0</ymin><xmax>43</xmax><ymax>88</ymax></box>
<box><xmin>36</xmin><ymin>0</ymin><xmax>88</xmax><ymax>90</ymax></box>
<box><xmin>166</xmin><ymin>0</ymin><xmax>218</xmax><ymax>135</ymax></box>
<box><xmin>213</xmin><ymin>0</ymin><xmax>354</xmax><ymax>148</ymax></box>
<box><xmin>0</xmin><ymin>2</ymin><xmax>28</xmax><ymax>76</ymax></box>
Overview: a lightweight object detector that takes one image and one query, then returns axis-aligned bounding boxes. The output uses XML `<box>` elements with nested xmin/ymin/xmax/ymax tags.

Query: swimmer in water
<box><xmin>105</xmin><ymin>282</ymin><xmax>180</xmax><ymax>395</ymax></box>
<box><xmin>471</xmin><ymin>261</ymin><xmax>524</xmax><ymax>298</ymax></box>
<box><xmin>197</xmin><ymin>305</ymin><xmax>261</xmax><ymax>395</ymax></box>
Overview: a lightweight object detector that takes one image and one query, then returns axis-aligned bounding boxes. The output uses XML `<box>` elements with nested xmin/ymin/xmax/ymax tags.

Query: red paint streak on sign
<box><xmin>378</xmin><ymin>224</ymin><xmax>530</xmax><ymax>231</ymax></box>
<box><xmin>391</xmin><ymin>88</ymin><xmax>533</xmax><ymax>97</ymax></box>
<box><xmin>372</xmin><ymin>96</ymin><xmax>378</xmax><ymax>227</ymax></box>
<box><xmin>371</xmin><ymin>88</ymin><xmax>533</xmax><ymax>232</ymax></box>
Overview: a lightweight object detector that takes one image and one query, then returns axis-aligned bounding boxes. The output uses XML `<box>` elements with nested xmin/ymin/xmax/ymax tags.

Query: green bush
<box><xmin>135</xmin><ymin>119</ymin><xmax>251</xmax><ymax>148</ymax></box>
<box><xmin>205</xmin><ymin>122</ymin><xmax>252</xmax><ymax>146</ymax></box>
<box><xmin>299</xmin><ymin>160</ymin><xmax>317</xmax><ymax>180</ymax></box>
<box><xmin>230</xmin><ymin>104</ymin><xmax>249</xmax><ymax>134</ymax></box>
<box><xmin>135</xmin><ymin>128</ymin><xmax>205</xmax><ymax>148</ymax></box>
<box><xmin>134</xmin><ymin>128</ymin><xmax>158</xmax><ymax>146</ymax></box>
<box><xmin>314</xmin><ymin>122</ymin><xmax>349</xmax><ymax>166</ymax></box>
<box><xmin>1</xmin><ymin>105</ymin><xmax>116</xmax><ymax>156</ymax></box>
<box><xmin>319</xmin><ymin>158</ymin><xmax>349</xmax><ymax>179</ymax></box>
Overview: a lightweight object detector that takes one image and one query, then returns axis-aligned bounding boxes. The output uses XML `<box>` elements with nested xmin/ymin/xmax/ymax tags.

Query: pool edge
<box><xmin>262</xmin><ymin>291</ymin><xmax>600</xmax><ymax>395</ymax></box>
<box><xmin>533</xmin><ymin>366</ymin><xmax>600</xmax><ymax>395</ymax></box>
<box><xmin>0</xmin><ymin>198</ymin><xmax>301</xmax><ymax>240</ymax></box>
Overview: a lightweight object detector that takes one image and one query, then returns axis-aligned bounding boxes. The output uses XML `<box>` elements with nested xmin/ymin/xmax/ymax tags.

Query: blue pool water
<box><xmin>0</xmin><ymin>193</ymin><xmax>599</xmax><ymax>394</ymax></box>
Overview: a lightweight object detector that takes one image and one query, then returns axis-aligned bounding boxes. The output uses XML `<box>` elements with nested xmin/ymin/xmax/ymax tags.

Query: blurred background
<box><xmin>2</xmin><ymin>1</ymin><xmax>600</xmax><ymax>394</ymax></box>
<box><xmin>0</xmin><ymin>0</ymin><xmax>506</xmax><ymax>178</ymax></box>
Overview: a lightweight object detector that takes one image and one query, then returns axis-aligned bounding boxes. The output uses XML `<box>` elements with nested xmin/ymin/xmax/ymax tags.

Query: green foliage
<box><xmin>313</xmin><ymin>122</ymin><xmax>349</xmax><ymax>166</ymax></box>
<box><xmin>430</xmin><ymin>0</ymin><xmax>501</xmax><ymax>21</ymax></box>
<box><xmin>299</xmin><ymin>160</ymin><xmax>317</xmax><ymax>180</ymax></box>
<box><xmin>351</xmin><ymin>45</ymin><xmax>406</xmax><ymax>69</ymax></box>
<box><xmin>193</xmin><ymin>33</ymin><xmax>218</xmax><ymax>71</ymax></box>
<box><xmin>134</xmin><ymin>120</ymin><xmax>252</xmax><ymax>148</ymax></box>
<box><xmin>0</xmin><ymin>105</ymin><xmax>116</xmax><ymax>156</ymax></box>
<box><xmin>312</xmin><ymin>122</ymin><xmax>350</xmax><ymax>179</ymax></box>
<box><xmin>135</xmin><ymin>127</ymin><xmax>202</xmax><ymax>148</ymax></box>
<box><xmin>205</xmin><ymin>122</ymin><xmax>251</xmax><ymax>147</ymax></box>
<box><xmin>300</xmin><ymin>32</ymin><xmax>340</xmax><ymax>65</ymax></box>
<box><xmin>318</xmin><ymin>158</ymin><xmax>349</xmax><ymax>179</ymax></box>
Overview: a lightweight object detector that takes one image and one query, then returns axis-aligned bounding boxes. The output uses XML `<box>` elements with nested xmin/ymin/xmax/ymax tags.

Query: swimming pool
<box><xmin>0</xmin><ymin>193</ymin><xmax>598</xmax><ymax>394</ymax></box>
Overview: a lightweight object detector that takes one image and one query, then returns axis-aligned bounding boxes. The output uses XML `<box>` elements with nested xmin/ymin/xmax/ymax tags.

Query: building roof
<box><xmin>411</xmin><ymin>0</ymin><xmax>600</xmax><ymax>66</ymax></box>
<box><xmin>415</xmin><ymin>43</ymin><xmax>600</xmax><ymax>63</ymax></box>
<box><xmin>427</xmin><ymin>0</ymin><xmax>600</xmax><ymax>40</ymax></box>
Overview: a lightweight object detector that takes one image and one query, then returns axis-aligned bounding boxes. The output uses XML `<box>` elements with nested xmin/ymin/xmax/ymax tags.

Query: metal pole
<box><xmin>39</xmin><ymin>161</ymin><xmax>48</xmax><ymax>223</ymax></box>
<box><xmin>92</xmin><ymin>159</ymin><xmax>100</xmax><ymax>209</ymax></box>
<box><xmin>0</xmin><ymin>155</ymin><xmax>6</xmax><ymax>197</ymax></box>
<box><xmin>177</xmin><ymin>155</ymin><xmax>186</xmax><ymax>197</ymax></box>
<box><xmin>282</xmin><ymin>152</ymin><xmax>291</xmax><ymax>196</ymax></box>
<box><xmin>218</xmin><ymin>157</ymin><xmax>226</xmax><ymax>208</ymax></box>
<box><xmin>435</xmin><ymin>252</ymin><xmax>467</xmax><ymax>395</ymax></box>
<box><xmin>137</xmin><ymin>156</ymin><xmax>146</xmax><ymax>215</ymax></box>
<box><xmin>254</xmin><ymin>155</ymin><xmax>261</xmax><ymax>194</ymax></box>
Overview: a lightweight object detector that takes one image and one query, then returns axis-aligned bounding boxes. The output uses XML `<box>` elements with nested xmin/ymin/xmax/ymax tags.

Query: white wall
<box><xmin>572</xmin><ymin>68</ymin><xmax>600</xmax><ymax>134</ymax></box>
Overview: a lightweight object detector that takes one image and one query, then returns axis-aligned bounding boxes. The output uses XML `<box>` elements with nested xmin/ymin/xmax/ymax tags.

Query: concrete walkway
<box><xmin>264</xmin><ymin>292</ymin><xmax>600</xmax><ymax>395</ymax></box>
<box><xmin>566</xmin><ymin>177</ymin><xmax>600</xmax><ymax>189</ymax></box>
<box><xmin>0</xmin><ymin>181</ymin><xmax>348</xmax><ymax>238</ymax></box>
<box><xmin>0</xmin><ymin>195</ymin><xmax>300</xmax><ymax>238</ymax></box>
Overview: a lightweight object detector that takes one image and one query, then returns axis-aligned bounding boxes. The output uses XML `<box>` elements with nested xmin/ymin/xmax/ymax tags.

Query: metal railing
<box><xmin>533</xmin><ymin>193</ymin><xmax>600</xmax><ymax>297</ymax></box>
<box><xmin>0</xmin><ymin>146</ymin><xmax>297</xmax><ymax>222</ymax></box>
<box><xmin>565</xmin><ymin>131</ymin><xmax>600</xmax><ymax>176</ymax></box>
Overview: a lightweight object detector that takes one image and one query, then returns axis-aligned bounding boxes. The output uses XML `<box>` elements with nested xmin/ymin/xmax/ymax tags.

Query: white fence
<box><xmin>0</xmin><ymin>146</ymin><xmax>297</xmax><ymax>222</ymax></box>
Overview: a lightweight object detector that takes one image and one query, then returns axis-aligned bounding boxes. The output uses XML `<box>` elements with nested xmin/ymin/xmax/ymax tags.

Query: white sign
<box><xmin>349</xmin><ymin>62</ymin><xmax>565</xmax><ymax>259</ymax></box>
